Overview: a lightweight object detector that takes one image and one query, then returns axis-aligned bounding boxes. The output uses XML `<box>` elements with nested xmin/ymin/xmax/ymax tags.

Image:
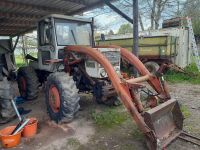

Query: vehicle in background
<box><xmin>96</xmin><ymin>17</ymin><xmax>198</xmax><ymax>73</ymax></box>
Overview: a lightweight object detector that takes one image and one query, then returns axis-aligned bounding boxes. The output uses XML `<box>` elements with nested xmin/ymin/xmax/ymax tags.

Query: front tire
<box><xmin>45</xmin><ymin>72</ymin><xmax>80</xmax><ymax>123</ymax></box>
<box><xmin>17</xmin><ymin>66</ymin><xmax>39</xmax><ymax>100</ymax></box>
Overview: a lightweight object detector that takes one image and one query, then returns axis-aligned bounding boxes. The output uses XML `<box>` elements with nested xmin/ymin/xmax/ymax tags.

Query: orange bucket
<box><xmin>22</xmin><ymin>118</ymin><xmax>38</xmax><ymax>138</ymax></box>
<box><xmin>0</xmin><ymin>126</ymin><xmax>22</xmax><ymax>148</ymax></box>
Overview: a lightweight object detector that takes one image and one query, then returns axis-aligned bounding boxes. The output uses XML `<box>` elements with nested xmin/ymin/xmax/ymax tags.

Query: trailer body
<box><xmin>96</xmin><ymin>26</ymin><xmax>191</xmax><ymax>68</ymax></box>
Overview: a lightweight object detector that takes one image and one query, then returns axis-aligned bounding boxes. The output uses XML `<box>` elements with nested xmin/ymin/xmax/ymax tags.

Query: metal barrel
<box><xmin>143</xmin><ymin>99</ymin><xmax>184</xmax><ymax>149</ymax></box>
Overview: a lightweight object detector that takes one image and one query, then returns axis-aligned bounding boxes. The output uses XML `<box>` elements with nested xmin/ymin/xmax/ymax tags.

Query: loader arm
<box><xmin>95</xmin><ymin>45</ymin><xmax>171</xmax><ymax>100</ymax></box>
<box><xmin>65</xmin><ymin>45</ymin><xmax>151</xmax><ymax>132</ymax></box>
<box><xmin>64</xmin><ymin>45</ymin><xmax>184</xmax><ymax>150</ymax></box>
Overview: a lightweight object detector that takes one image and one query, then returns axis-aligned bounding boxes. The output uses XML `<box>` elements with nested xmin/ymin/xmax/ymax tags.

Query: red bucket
<box><xmin>0</xmin><ymin>126</ymin><xmax>22</xmax><ymax>148</ymax></box>
<box><xmin>22</xmin><ymin>118</ymin><xmax>38</xmax><ymax>138</ymax></box>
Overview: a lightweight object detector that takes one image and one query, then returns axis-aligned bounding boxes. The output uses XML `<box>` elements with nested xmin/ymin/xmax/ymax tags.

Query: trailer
<box><xmin>96</xmin><ymin>17</ymin><xmax>199</xmax><ymax>73</ymax></box>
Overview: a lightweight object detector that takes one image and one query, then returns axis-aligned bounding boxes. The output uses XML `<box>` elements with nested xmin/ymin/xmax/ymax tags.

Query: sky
<box><xmin>79</xmin><ymin>0</ymin><xmax>187</xmax><ymax>34</ymax></box>
<box><xmin>77</xmin><ymin>2</ymin><xmax>134</xmax><ymax>34</ymax></box>
<box><xmin>83</xmin><ymin>12</ymin><xmax>129</xmax><ymax>33</ymax></box>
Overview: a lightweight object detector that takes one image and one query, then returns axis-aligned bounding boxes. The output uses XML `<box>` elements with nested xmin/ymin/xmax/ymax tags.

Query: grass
<box><xmin>131</xmin><ymin>127</ymin><xmax>143</xmax><ymax>140</ymax></box>
<box><xmin>180</xmin><ymin>104</ymin><xmax>191</xmax><ymax>119</ymax></box>
<box><xmin>15</xmin><ymin>55</ymin><xmax>27</xmax><ymax>68</ymax></box>
<box><xmin>15</xmin><ymin>53</ymin><xmax>37</xmax><ymax>68</ymax></box>
<box><xmin>91</xmin><ymin>107</ymin><xmax>129</xmax><ymax>128</ymax></box>
<box><xmin>165</xmin><ymin>63</ymin><xmax>200</xmax><ymax>84</ymax></box>
<box><xmin>67</xmin><ymin>138</ymin><xmax>81</xmax><ymax>147</ymax></box>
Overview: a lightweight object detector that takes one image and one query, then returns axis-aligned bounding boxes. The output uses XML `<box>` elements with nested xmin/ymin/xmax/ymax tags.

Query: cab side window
<box><xmin>39</xmin><ymin>21</ymin><xmax>52</xmax><ymax>46</ymax></box>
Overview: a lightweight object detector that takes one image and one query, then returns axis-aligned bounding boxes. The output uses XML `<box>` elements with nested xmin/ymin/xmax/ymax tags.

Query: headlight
<box><xmin>100</xmin><ymin>69</ymin><xmax>107</xmax><ymax>77</ymax></box>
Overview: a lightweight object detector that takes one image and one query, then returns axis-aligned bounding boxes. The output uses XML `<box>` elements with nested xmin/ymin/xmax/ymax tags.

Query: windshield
<box><xmin>55</xmin><ymin>19</ymin><xmax>92</xmax><ymax>46</ymax></box>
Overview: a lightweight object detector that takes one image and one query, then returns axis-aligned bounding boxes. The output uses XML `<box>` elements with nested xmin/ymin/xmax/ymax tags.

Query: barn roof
<box><xmin>0</xmin><ymin>0</ymin><xmax>113</xmax><ymax>36</ymax></box>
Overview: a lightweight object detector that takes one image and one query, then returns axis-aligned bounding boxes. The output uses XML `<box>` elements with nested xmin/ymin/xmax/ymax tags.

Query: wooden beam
<box><xmin>68</xmin><ymin>0</ymin><xmax>116</xmax><ymax>15</ymax></box>
<box><xmin>0</xmin><ymin>20</ymin><xmax>36</xmax><ymax>26</ymax></box>
<box><xmin>64</xmin><ymin>0</ymin><xmax>87</xmax><ymax>6</ymax></box>
<box><xmin>103</xmin><ymin>0</ymin><xmax>133</xmax><ymax>23</ymax></box>
<box><xmin>0</xmin><ymin>12</ymin><xmax>42</xmax><ymax>21</ymax></box>
<box><xmin>0</xmin><ymin>26</ymin><xmax>32</xmax><ymax>30</ymax></box>
<box><xmin>0</xmin><ymin>28</ymin><xmax>25</xmax><ymax>31</ymax></box>
<box><xmin>0</xmin><ymin>0</ymin><xmax>67</xmax><ymax>14</ymax></box>
<box><xmin>0</xmin><ymin>23</ymin><xmax>35</xmax><ymax>27</ymax></box>
<box><xmin>0</xmin><ymin>33</ymin><xmax>15</xmax><ymax>36</ymax></box>
<box><xmin>68</xmin><ymin>0</ymin><xmax>107</xmax><ymax>15</ymax></box>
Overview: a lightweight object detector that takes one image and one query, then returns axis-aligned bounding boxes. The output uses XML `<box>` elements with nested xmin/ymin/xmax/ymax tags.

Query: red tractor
<box><xmin>17</xmin><ymin>14</ymin><xmax>184</xmax><ymax>149</ymax></box>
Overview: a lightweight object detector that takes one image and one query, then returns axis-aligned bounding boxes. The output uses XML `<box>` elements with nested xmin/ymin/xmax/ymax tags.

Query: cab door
<box><xmin>37</xmin><ymin>19</ymin><xmax>56</xmax><ymax>72</ymax></box>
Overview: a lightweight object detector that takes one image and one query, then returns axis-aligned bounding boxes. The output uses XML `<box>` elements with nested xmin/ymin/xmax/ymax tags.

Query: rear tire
<box><xmin>17</xmin><ymin>66</ymin><xmax>39</xmax><ymax>100</ymax></box>
<box><xmin>144</xmin><ymin>61</ymin><xmax>159</xmax><ymax>74</ymax></box>
<box><xmin>45</xmin><ymin>72</ymin><xmax>80</xmax><ymax>123</ymax></box>
<box><xmin>0</xmin><ymin>78</ymin><xmax>15</xmax><ymax>122</ymax></box>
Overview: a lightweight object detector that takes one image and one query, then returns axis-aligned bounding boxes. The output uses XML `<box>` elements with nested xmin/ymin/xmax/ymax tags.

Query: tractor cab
<box><xmin>29</xmin><ymin>14</ymin><xmax>93</xmax><ymax>72</ymax></box>
<box><xmin>29</xmin><ymin>14</ymin><xmax>121</xmax><ymax>78</ymax></box>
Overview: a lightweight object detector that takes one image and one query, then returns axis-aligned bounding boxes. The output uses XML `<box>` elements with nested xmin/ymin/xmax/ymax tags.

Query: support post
<box><xmin>133</xmin><ymin>0</ymin><xmax>139</xmax><ymax>76</ymax></box>
<box><xmin>91</xmin><ymin>17</ymin><xmax>95</xmax><ymax>47</ymax></box>
<box><xmin>12</xmin><ymin>35</ymin><xmax>20</xmax><ymax>52</ymax></box>
<box><xmin>104</xmin><ymin>0</ymin><xmax>133</xmax><ymax>24</ymax></box>
<box><xmin>21</xmin><ymin>36</ymin><xmax>28</xmax><ymax>65</ymax></box>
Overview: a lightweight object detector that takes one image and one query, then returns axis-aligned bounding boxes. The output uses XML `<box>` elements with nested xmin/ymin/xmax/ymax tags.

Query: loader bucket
<box><xmin>143</xmin><ymin>99</ymin><xmax>184</xmax><ymax>149</ymax></box>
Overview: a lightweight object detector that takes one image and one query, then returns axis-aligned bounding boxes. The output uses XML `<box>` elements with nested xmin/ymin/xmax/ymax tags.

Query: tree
<box><xmin>183</xmin><ymin>0</ymin><xmax>200</xmax><ymax>35</ymax></box>
<box><xmin>83</xmin><ymin>0</ymin><xmax>181</xmax><ymax>31</ymax></box>
<box><xmin>108</xmin><ymin>29</ymin><xmax>114</xmax><ymax>35</ymax></box>
<box><xmin>118</xmin><ymin>24</ymin><xmax>133</xmax><ymax>34</ymax></box>
<box><xmin>139</xmin><ymin>0</ymin><xmax>182</xmax><ymax>29</ymax></box>
<box><xmin>110</xmin><ymin>0</ymin><xmax>181</xmax><ymax>30</ymax></box>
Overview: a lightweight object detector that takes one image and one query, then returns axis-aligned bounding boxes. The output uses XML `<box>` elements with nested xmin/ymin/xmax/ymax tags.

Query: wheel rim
<box><xmin>49</xmin><ymin>85</ymin><xmax>60</xmax><ymax>113</ymax></box>
<box><xmin>20</xmin><ymin>77</ymin><xmax>26</xmax><ymax>97</ymax></box>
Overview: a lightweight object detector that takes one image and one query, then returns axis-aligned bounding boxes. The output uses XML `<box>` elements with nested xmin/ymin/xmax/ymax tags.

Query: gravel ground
<box><xmin>0</xmin><ymin>83</ymin><xmax>200</xmax><ymax>150</ymax></box>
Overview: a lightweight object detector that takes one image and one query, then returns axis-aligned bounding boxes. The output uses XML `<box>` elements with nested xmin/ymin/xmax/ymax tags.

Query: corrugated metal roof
<box><xmin>0</xmin><ymin>0</ymin><xmax>111</xmax><ymax>36</ymax></box>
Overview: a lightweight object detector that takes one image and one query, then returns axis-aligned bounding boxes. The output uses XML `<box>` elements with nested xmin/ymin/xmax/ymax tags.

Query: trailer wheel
<box><xmin>17</xmin><ymin>66</ymin><xmax>39</xmax><ymax>100</ymax></box>
<box><xmin>45</xmin><ymin>72</ymin><xmax>80</xmax><ymax>123</ymax></box>
<box><xmin>144</xmin><ymin>61</ymin><xmax>159</xmax><ymax>74</ymax></box>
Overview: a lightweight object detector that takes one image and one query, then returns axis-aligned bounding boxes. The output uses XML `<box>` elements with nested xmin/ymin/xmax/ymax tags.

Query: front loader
<box><xmin>63</xmin><ymin>45</ymin><xmax>183</xmax><ymax>149</ymax></box>
<box><xmin>17</xmin><ymin>14</ymin><xmax>184</xmax><ymax>149</ymax></box>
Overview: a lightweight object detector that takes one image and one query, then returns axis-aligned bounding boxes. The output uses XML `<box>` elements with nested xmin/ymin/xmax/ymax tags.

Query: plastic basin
<box><xmin>0</xmin><ymin>126</ymin><xmax>22</xmax><ymax>148</ymax></box>
<box><xmin>22</xmin><ymin>118</ymin><xmax>38</xmax><ymax>138</ymax></box>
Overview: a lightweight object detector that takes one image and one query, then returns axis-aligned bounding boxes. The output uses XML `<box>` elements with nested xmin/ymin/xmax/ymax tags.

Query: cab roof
<box><xmin>41</xmin><ymin>14</ymin><xmax>92</xmax><ymax>23</ymax></box>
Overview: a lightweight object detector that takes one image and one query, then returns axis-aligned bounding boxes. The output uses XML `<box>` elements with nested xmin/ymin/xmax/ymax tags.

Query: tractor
<box><xmin>17</xmin><ymin>14</ymin><xmax>184</xmax><ymax>149</ymax></box>
<box><xmin>0</xmin><ymin>37</ymin><xmax>17</xmax><ymax>123</ymax></box>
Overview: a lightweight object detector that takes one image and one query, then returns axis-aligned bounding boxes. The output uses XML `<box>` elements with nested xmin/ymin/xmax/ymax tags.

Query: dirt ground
<box><xmin>0</xmin><ymin>83</ymin><xmax>200</xmax><ymax>150</ymax></box>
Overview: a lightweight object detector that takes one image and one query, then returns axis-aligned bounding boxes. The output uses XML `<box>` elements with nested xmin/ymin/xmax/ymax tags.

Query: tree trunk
<box><xmin>151</xmin><ymin>0</ymin><xmax>156</xmax><ymax>29</ymax></box>
<box><xmin>139</xmin><ymin>13</ymin><xmax>144</xmax><ymax>31</ymax></box>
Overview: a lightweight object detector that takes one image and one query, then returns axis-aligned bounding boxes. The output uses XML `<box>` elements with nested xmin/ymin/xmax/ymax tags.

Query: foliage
<box><xmin>180</xmin><ymin>104</ymin><xmax>191</xmax><ymax>119</ymax></box>
<box><xmin>108</xmin><ymin>30</ymin><xmax>114</xmax><ymax>35</ymax></box>
<box><xmin>91</xmin><ymin>108</ymin><xmax>129</xmax><ymax>128</ymax></box>
<box><xmin>15</xmin><ymin>55</ymin><xmax>26</xmax><ymax>68</ymax></box>
<box><xmin>67</xmin><ymin>138</ymin><xmax>81</xmax><ymax>147</ymax></box>
<box><xmin>118</xmin><ymin>24</ymin><xmax>133</xmax><ymax>34</ymax></box>
<box><xmin>183</xmin><ymin>0</ymin><xmax>200</xmax><ymax>35</ymax></box>
<box><xmin>164</xmin><ymin>63</ymin><xmax>200</xmax><ymax>84</ymax></box>
<box><xmin>192</xmin><ymin>19</ymin><xmax>200</xmax><ymax>35</ymax></box>
<box><xmin>139</xmin><ymin>0</ymin><xmax>182</xmax><ymax>29</ymax></box>
<box><xmin>15</xmin><ymin>52</ymin><xmax>37</xmax><ymax>68</ymax></box>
